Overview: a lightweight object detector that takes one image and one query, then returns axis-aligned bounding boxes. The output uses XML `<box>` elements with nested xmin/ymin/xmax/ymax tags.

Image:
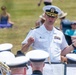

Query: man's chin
<box><xmin>48</xmin><ymin>21</ymin><xmax>53</xmax><ymax>25</ymax></box>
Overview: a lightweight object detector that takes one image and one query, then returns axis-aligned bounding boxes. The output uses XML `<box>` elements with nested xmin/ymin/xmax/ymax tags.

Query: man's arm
<box><xmin>21</xmin><ymin>37</ymin><xmax>34</xmax><ymax>53</ymax></box>
<box><xmin>61</xmin><ymin>40</ymin><xmax>76</xmax><ymax>56</ymax></box>
<box><xmin>61</xmin><ymin>45</ymin><xmax>74</xmax><ymax>56</ymax></box>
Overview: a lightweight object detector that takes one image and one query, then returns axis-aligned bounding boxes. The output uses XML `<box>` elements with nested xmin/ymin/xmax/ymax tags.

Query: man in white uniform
<box><xmin>19</xmin><ymin>5</ymin><xmax>76</xmax><ymax>63</ymax></box>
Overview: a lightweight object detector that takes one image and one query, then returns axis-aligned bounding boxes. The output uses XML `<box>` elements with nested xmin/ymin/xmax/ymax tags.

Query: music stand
<box><xmin>66</xmin><ymin>64</ymin><xmax>76</xmax><ymax>75</ymax></box>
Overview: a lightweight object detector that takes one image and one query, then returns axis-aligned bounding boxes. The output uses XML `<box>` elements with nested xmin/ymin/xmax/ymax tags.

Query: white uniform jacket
<box><xmin>22</xmin><ymin>25</ymin><xmax>68</xmax><ymax>62</ymax></box>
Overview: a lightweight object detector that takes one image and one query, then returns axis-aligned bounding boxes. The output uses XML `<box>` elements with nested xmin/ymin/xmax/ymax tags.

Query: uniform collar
<box><xmin>32</xmin><ymin>70</ymin><xmax>42</xmax><ymax>75</ymax></box>
<box><xmin>40</xmin><ymin>25</ymin><xmax>57</xmax><ymax>34</ymax></box>
<box><xmin>40</xmin><ymin>24</ymin><xmax>53</xmax><ymax>34</ymax></box>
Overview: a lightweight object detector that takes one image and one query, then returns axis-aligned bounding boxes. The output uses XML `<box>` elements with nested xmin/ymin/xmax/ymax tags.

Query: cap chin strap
<box><xmin>0</xmin><ymin>50</ymin><xmax>11</xmax><ymax>52</ymax></box>
<box><xmin>30</xmin><ymin>59</ymin><xmax>45</xmax><ymax>62</ymax></box>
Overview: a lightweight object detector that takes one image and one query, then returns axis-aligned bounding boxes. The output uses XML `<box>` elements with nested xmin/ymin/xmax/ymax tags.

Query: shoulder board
<box><xmin>55</xmin><ymin>27</ymin><xmax>61</xmax><ymax>30</ymax></box>
<box><xmin>31</xmin><ymin>26</ymin><xmax>40</xmax><ymax>30</ymax></box>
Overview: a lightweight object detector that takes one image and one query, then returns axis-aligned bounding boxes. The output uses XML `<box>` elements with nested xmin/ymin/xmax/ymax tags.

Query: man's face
<box><xmin>45</xmin><ymin>14</ymin><xmax>57</xmax><ymax>25</ymax></box>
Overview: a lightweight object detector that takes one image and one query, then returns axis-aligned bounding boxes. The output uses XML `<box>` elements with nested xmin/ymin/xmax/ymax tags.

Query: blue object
<box><xmin>0</xmin><ymin>16</ymin><xmax>8</xmax><ymax>24</ymax></box>
<box><xmin>65</xmin><ymin>29</ymin><xmax>76</xmax><ymax>53</ymax></box>
<box><xmin>65</xmin><ymin>29</ymin><xmax>76</xmax><ymax>36</ymax></box>
<box><xmin>0</xmin><ymin>23</ymin><xmax>13</xmax><ymax>28</ymax></box>
<box><xmin>61</xmin><ymin>19</ymin><xmax>72</xmax><ymax>33</ymax></box>
<box><xmin>0</xmin><ymin>16</ymin><xmax>13</xmax><ymax>28</ymax></box>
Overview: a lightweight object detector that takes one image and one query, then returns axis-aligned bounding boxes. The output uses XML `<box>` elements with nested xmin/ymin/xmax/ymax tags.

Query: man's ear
<box><xmin>30</xmin><ymin>63</ymin><xmax>33</xmax><ymax>67</ymax></box>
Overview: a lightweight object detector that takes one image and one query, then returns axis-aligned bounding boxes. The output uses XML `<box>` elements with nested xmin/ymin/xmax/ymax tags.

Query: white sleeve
<box><xmin>21</xmin><ymin>30</ymin><xmax>35</xmax><ymax>45</ymax></box>
<box><xmin>61</xmin><ymin>33</ymin><xmax>68</xmax><ymax>50</ymax></box>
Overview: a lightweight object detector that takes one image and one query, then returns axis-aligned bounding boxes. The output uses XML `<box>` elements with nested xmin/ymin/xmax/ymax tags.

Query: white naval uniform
<box><xmin>22</xmin><ymin>24</ymin><xmax>68</xmax><ymax>62</ymax></box>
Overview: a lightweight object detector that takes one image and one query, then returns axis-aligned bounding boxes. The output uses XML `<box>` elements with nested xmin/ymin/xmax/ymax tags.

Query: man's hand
<box><xmin>71</xmin><ymin>36</ymin><xmax>76</xmax><ymax>47</ymax></box>
<box><xmin>21</xmin><ymin>37</ymin><xmax>34</xmax><ymax>52</ymax></box>
<box><xmin>27</xmin><ymin>37</ymin><xmax>34</xmax><ymax>45</ymax></box>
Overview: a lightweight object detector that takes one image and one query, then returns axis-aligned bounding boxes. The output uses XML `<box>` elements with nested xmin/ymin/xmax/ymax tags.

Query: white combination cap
<box><xmin>26</xmin><ymin>50</ymin><xmax>49</xmax><ymax>62</ymax></box>
<box><xmin>43</xmin><ymin>5</ymin><xmax>62</xmax><ymax>16</ymax></box>
<box><xmin>66</xmin><ymin>53</ymin><xmax>76</xmax><ymax>61</ymax></box>
<box><xmin>0</xmin><ymin>43</ymin><xmax>13</xmax><ymax>51</ymax></box>
<box><xmin>7</xmin><ymin>56</ymin><xmax>29</xmax><ymax>67</ymax></box>
<box><xmin>0</xmin><ymin>51</ymin><xmax>15</xmax><ymax>63</ymax></box>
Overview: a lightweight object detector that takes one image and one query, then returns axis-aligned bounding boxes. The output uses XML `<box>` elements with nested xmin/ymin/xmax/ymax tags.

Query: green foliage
<box><xmin>0</xmin><ymin>0</ymin><xmax>76</xmax><ymax>54</ymax></box>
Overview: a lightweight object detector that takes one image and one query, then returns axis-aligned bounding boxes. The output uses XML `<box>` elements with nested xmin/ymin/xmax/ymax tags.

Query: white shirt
<box><xmin>22</xmin><ymin>25</ymin><xmax>68</xmax><ymax>62</ymax></box>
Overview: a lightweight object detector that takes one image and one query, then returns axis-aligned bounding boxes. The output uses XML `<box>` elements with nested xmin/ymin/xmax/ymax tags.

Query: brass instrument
<box><xmin>0</xmin><ymin>62</ymin><xmax>11</xmax><ymax>75</ymax></box>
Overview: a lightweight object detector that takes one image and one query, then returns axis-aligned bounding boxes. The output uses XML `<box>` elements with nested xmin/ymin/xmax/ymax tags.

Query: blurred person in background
<box><xmin>35</xmin><ymin>13</ymin><xmax>46</xmax><ymax>28</ymax></box>
<box><xmin>38</xmin><ymin>0</ymin><xmax>63</xmax><ymax>6</ymax></box>
<box><xmin>59</xmin><ymin>11</ymin><xmax>72</xmax><ymax>45</ymax></box>
<box><xmin>59</xmin><ymin>11</ymin><xmax>72</xmax><ymax>34</ymax></box>
<box><xmin>65</xmin><ymin>21</ymin><xmax>76</xmax><ymax>53</ymax></box>
<box><xmin>38</xmin><ymin>0</ymin><xmax>53</xmax><ymax>6</ymax></box>
<box><xmin>0</xmin><ymin>6</ymin><xmax>14</xmax><ymax>28</ymax></box>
